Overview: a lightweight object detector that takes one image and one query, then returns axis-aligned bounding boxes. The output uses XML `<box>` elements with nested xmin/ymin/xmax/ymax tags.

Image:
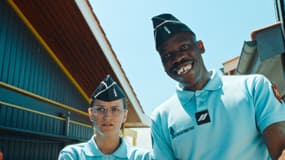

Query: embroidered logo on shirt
<box><xmin>195</xmin><ymin>110</ymin><xmax>211</xmax><ymax>125</ymax></box>
<box><xmin>169</xmin><ymin>126</ymin><xmax>195</xmax><ymax>139</ymax></box>
<box><xmin>272</xmin><ymin>84</ymin><xmax>283</xmax><ymax>104</ymax></box>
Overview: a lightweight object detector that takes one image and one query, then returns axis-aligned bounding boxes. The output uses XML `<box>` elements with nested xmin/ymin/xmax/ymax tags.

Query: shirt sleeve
<box><xmin>58</xmin><ymin>146</ymin><xmax>80</xmax><ymax>160</ymax></box>
<box><xmin>151</xmin><ymin>114</ymin><xmax>176</xmax><ymax>160</ymax></box>
<box><xmin>251</xmin><ymin>75</ymin><xmax>285</xmax><ymax>132</ymax></box>
<box><xmin>130</xmin><ymin>148</ymin><xmax>152</xmax><ymax>160</ymax></box>
<box><xmin>58</xmin><ymin>151</ymin><xmax>76</xmax><ymax>160</ymax></box>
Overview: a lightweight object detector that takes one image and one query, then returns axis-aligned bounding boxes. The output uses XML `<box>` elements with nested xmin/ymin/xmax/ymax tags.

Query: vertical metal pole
<box><xmin>65</xmin><ymin>111</ymin><xmax>70</xmax><ymax>136</ymax></box>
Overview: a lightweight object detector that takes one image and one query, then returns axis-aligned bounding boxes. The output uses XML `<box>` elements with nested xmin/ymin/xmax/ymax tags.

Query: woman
<box><xmin>58</xmin><ymin>75</ymin><xmax>150</xmax><ymax>160</ymax></box>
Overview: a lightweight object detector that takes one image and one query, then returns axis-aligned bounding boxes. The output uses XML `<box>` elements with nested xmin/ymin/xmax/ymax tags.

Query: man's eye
<box><xmin>180</xmin><ymin>43</ymin><xmax>191</xmax><ymax>51</ymax></box>
<box><xmin>161</xmin><ymin>53</ymin><xmax>172</xmax><ymax>61</ymax></box>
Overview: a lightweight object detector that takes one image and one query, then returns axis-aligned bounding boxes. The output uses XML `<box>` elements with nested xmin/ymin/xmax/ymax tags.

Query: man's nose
<box><xmin>171</xmin><ymin>51</ymin><xmax>185</xmax><ymax>64</ymax></box>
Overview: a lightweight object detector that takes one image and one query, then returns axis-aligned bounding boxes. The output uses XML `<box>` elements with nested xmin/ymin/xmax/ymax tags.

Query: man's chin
<box><xmin>171</xmin><ymin>75</ymin><xmax>189</xmax><ymax>84</ymax></box>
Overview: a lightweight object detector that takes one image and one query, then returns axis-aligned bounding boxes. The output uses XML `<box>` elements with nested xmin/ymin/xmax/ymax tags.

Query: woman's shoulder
<box><xmin>61</xmin><ymin>141</ymin><xmax>89</xmax><ymax>151</ymax></box>
<box><xmin>58</xmin><ymin>141</ymin><xmax>90</xmax><ymax>159</ymax></box>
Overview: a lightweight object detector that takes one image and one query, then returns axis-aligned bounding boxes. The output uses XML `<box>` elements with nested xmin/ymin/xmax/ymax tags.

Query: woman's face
<box><xmin>88</xmin><ymin>99</ymin><xmax>128</xmax><ymax>138</ymax></box>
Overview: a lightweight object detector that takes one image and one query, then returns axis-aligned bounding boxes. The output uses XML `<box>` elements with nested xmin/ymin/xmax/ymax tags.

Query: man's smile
<box><xmin>171</xmin><ymin>60</ymin><xmax>194</xmax><ymax>76</ymax></box>
<box><xmin>177</xmin><ymin>63</ymin><xmax>193</xmax><ymax>75</ymax></box>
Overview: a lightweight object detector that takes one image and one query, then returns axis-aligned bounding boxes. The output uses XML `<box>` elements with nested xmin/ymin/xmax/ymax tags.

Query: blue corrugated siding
<box><xmin>0</xmin><ymin>103</ymin><xmax>92</xmax><ymax>138</ymax></box>
<box><xmin>0</xmin><ymin>134</ymin><xmax>63</xmax><ymax>160</ymax></box>
<box><xmin>0</xmin><ymin>105</ymin><xmax>63</xmax><ymax>135</ymax></box>
<box><xmin>0</xmin><ymin>1</ymin><xmax>93</xmax><ymax>159</ymax></box>
<box><xmin>0</xmin><ymin>1</ymin><xmax>88</xmax><ymax>109</ymax></box>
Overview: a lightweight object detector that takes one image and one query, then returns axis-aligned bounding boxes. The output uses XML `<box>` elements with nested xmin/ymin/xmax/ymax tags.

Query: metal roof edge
<box><xmin>75</xmin><ymin>0</ymin><xmax>150</xmax><ymax>126</ymax></box>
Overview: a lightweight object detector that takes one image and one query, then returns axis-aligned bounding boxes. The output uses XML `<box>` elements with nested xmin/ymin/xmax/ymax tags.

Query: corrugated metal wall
<box><xmin>0</xmin><ymin>1</ymin><xmax>93</xmax><ymax>159</ymax></box>
<box><xmin>0</xmin><ymin>134</ymin><xmax>63</xmax><ymax>160</ymax></box>
<box><xmin>0</xmin><ymin>1</ymin><xmax>87</xmax><ymax>110</ymax></box>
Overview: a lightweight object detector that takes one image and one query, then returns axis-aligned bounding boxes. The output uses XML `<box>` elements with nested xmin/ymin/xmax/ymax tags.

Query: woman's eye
<box><xmin>112</xmin><ymin>108</ymin><xmax>122</xmax><ymax>113</ymax></box>
<box><xmin>97</xmin><ymin>108</ymin><xmax>105</xmax><ymax>112</ymax></box>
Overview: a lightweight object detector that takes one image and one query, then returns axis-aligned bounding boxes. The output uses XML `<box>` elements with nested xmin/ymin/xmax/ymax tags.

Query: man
<box><xmin>150</xmin><ymin>13</ymin><xmax>285</xmax><ymax>159</ymax></box>
<box><xmin>58</xmin><ymin>75</ymin><xmax>150</xmax><ymax>160</ymax></box>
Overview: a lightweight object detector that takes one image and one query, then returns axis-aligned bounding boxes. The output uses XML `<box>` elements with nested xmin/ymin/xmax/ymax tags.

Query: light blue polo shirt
<box><xmin>58</xmin><ymin>136</ymin><xmax>150</xmax><ymax>160</ymax></box>
<box><xmin>151</xmin><ymin>70</ymin><xmax>285</xmax><ymax>159</ymax></box>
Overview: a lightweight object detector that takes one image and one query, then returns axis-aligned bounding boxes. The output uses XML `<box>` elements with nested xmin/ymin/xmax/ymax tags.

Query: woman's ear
<box><xmin>123</xmin><ymin>110</ymin><xmax>128</xmax><ymax>123</ymax></box>
<box><xmin>88</xmin><ymin>108</ymin><xmax>94</xmax><ymax>122</ymax></box>
<box><xmin>197</xmin><ymin>40</ymin><xmax>205</xmax><ymax>54</ymax></box>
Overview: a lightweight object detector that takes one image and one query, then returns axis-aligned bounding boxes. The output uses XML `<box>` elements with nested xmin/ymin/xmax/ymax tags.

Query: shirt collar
<box><xmin>112</xmin><ymin>138</ymin><xmax>128</xmax><ymax>158</ymax></box>
<box><xmin>85</xmin><ymin>135</ymin><xmax>128</xmax><ymax>158</ymax></box>
<box><xmin>176</xmin><ymin>70</ymin><xmax>223</xmax><ymax>102</ymax></box>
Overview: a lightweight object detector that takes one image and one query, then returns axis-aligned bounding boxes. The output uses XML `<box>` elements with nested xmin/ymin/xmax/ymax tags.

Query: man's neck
<box><xmin>183</xmin><ymin>70</ymin><xmax>212</xmax><ymax>91</ymax></box>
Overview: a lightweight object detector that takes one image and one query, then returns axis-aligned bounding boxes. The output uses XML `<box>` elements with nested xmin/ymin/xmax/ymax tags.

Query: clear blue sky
<box><xmin>90</xmin><ymin>0</ymin><xmax>277</xmax><ymax>115</ymax></box>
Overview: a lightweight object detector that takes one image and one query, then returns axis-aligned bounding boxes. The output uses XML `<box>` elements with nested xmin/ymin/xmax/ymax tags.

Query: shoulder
<box><xmin>222</xmin><ymin>74</ymin><xmax>270</xmax><ymax>91</ymax></box>
<box><xmin>62</xmin><ymin>141</ymin><xmax>90</xmax><ymax>151</ymax></box>
<box><xmin>58</xmin><ymin>142</ymin><xmax>89</xmax><ymax>159</ymax></box>
<box><xmin>126</xmin><ymin>143</ymin><xmax>151</xmax><ymax>160</ymax></box>
<box><xmin>151</xmin><ymin>95</ymin><xmax>178</xmax><ymax>118</ymax></box>
<box><xmin>222</xmin><ymin>73</ymin><xmax>267</xmax><ymax>83</ymax></box>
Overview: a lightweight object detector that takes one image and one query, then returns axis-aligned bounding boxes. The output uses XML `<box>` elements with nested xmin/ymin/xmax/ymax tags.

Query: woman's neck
<box><xmin>94</xmin><ymin>135</ymin><xmax>121</xmax><ymax>154</ymax></box>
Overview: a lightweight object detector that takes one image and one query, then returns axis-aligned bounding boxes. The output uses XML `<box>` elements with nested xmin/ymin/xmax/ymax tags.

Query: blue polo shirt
<box><xmin>58</xmin><ymin>136</ymin><xmax>150</xmax><ymax>160</ymax></box>
<box><xmin>151</xmin><ymin>70</ymin><xmax>285</xmax><ymax>159</ymax></box>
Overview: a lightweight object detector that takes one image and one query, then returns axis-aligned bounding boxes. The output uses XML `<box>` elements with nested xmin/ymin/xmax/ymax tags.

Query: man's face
<box><xmin>158</xmin><ymin>32</ymin><xmax>207</xmax><ymax>90</ymax></box>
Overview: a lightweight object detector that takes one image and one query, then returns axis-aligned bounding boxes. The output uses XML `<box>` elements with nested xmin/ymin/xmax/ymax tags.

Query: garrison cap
<box><xmin>91</xmin><ymin>75</ymin><xmax>125</xmax><ymax>101</ymax></box>
<box><xmin>152</xmin><ymin>13</ymin><xmax>195</xmax><ymax>50</ymax></box>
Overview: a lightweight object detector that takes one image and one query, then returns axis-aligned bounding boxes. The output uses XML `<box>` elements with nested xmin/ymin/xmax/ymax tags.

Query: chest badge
<box><xmin>195</xmin><ymin>110</ymin><xmax>211</xmax><ymax>125</ymax></box>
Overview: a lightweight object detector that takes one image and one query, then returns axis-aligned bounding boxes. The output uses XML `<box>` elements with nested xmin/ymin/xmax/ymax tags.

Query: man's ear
<box><xmin>197</xmin><ymin>40</ymin><xmax>205</xmax><ymax>54</ymax></box>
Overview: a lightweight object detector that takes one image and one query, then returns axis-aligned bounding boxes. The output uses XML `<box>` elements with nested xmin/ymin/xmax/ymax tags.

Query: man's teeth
<box><xmin>177</xmin><ymin>64</ymin><xmax>192</xmax><ymax>75</ymax></box>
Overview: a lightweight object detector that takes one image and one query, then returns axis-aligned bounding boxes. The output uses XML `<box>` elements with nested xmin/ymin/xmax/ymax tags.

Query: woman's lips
<box><xmin>102</xmin><ymin>123</ymin><xmax>114</xmax><ymax>127</ymax></box>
